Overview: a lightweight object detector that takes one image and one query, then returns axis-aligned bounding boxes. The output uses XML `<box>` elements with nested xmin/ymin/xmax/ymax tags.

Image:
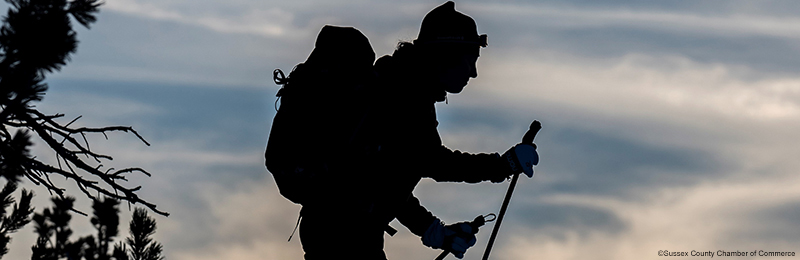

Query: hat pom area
<box><xmin>415</xmin><ymin>1</ymin><xmax>487</xmax><ymax>47</ymax></box>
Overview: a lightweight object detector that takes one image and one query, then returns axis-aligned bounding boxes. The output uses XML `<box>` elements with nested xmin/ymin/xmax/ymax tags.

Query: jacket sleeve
<box><xmin>395</xmin><ymin>195</ymin><xmax>437</xmax><ymax>237</ymax></box>
<box><xmin>376</xmin><ymin>93</ymin><xmax>511</xmax><ymax>183</ymax></box>
<box><xmin>414</xmin><ymin>144</ymin><xmax>508</xmax><ymax>183</ymax></box>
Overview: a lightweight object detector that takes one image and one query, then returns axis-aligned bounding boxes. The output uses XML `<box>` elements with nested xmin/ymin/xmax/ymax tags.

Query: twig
<box><xmin>10</xmin><ymin>110</ymin><xmax>168</xmax><ymax>216</ymax></box>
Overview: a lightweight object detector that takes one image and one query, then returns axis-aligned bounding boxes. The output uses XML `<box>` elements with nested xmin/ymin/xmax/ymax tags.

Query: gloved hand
<box><xmin>422</xmin><ymin>219</ymin><xmax>477</xmax><ymax>259</ymax></box>
<box><xmin>501</xmin><ymin>143</ymin><xmax>539</xmax><ymax>178</ymax></box>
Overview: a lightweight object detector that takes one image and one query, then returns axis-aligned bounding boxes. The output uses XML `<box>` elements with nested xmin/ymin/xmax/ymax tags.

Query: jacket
<box><xmin>368</xmin><ymin>53</ymin><xmax>509</xmax><ymax>236</ymax></box>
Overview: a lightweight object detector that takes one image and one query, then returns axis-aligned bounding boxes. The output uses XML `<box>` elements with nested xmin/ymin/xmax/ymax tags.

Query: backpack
<box><xmin>265</xmin><ymin>25</ymin><xmax>376</xmax><ymax>205</ymax></box>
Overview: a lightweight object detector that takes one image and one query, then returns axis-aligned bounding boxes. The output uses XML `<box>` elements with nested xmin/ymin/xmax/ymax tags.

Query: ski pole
<box><xmin>435</xmin><ymin>213</ymin><xmax>496</xmax><ymax>260</ymax></box>
<box><xmin>482</xmin><ymin>120</ymin><xmax>541</xmax><ymax>260</ymax></box>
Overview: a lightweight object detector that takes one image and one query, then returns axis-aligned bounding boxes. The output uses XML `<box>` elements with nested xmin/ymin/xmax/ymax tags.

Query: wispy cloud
<box><xmin>471</xmin><ymin>3</ymin><xmax>800</xmax><ymax>40</ymax></box>
<box><xmin>498</xmin><ymin>173</ymin><xmax>800</xmax><ymax>260</ymax></box>
<box><xmin>5</xmin><ymin>1</ymin><xmax>800</xmax><ymax>259</ymax></box>
<box><xmin>101</xmin><ymin>1</ymin><xmax>800</xmax><ymax>40</ymax></box>
<box><xmin>475</xmin><ymin>50</ymin><xmax>800</xmax><ymax>128</ymax></box>
<box><xmin>104</xmin><ymin>0</ymin><xmax>298</xmax><ymax>38</ymax></box>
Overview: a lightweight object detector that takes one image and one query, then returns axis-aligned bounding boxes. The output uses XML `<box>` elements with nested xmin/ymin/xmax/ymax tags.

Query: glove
<box><xmin>422</xmin><ymin>219</ymin><xmax>477</xmax><ymax>259</ymax></box>
<box><xmin>501</xmin><ymin>143</ymin><xmax>539</xmax><ymax>178</ymax></box>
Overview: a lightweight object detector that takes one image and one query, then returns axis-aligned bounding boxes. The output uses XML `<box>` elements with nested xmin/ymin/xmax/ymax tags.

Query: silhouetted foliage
<box><xmin>0</xmin><ymin>181</ymin><xmax>33</xmax><ymax>258</ymax></box>
<box><xmin>0</xmin><ymin>0</ymin><xmax>167</xmax><ymax>216</ymax></box>
<box><xmin>125</xmin><ymin>208</ymin><xmax>162</xmax><ymax>260</ymax></box>
<box><xmin>0</xmin><ymin>0</ymin><xmax>168</xmax><ymax>258</ymax></box>
<box><xmin>30</xmin><ymin>197</ymin><xmax>162</xmax><ymax>260</ymax></box>
<box><xmin>31</xmin><ymin>196</ymin><xmax>83</xmax><ymax>260</ymax></box>
<box><xmin>87</xmin><ymin>198</ymin><xmax>119</xmax><ymax>260</ymax></box>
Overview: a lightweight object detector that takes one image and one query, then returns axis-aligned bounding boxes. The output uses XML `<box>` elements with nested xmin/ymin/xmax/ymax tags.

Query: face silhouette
<box><xmin>438</xmin><ymin>53</ymin><xmax>479</xmax><ymax>94</ymax></box>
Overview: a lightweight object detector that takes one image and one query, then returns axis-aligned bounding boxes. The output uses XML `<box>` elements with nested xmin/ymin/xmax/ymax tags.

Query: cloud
<box><xmin>494</xmin><ymin>173</ymin><xmax>800</xmax><ymax>260</ymax></box>
<box><xmin>99</xmin><ymin>0</ymin><xmax>800</xmax><ymax>41</ymax></box>
<box><xmin>512</xmin><ymin>203</ymin><xmax>627</xmax><ymax>238</ymax></box>
<box><xmin>477</xmin><ymin>51</ymin><xmax>800</xmax><ymax>123</ymax></box>
<box><xmin>53</xmin><ymin>0</ymin><xmax>800</xmax><ymax>89</ymax></box>
<box><xmin>35</xmin><ymin>88</ymin><xmax>163</xmax><ymax>124</ymax></box>
<box><xmin>21</xmin><ymin>38</ymin><xmax>800</xmax><ymax>260</ymax></box>
<box><xmin>103</xmin><ymin>0</ymin><xmax>298</xmax><ymax>38</ymax></box>
<box><xmin>6</xmin><ymin>1</ymin><xmax>800</xmax><ymax>259</ymax></box>
<box><xmin>438</xmin><ymin>49</ymin><xmax>800</xmax><ymax>180</ymax></box>
<box><xmin>17</xmin><ymin>55</ymin><xmax>798</xmax><ymax>260</ymax></box>
<box><xmin>470</xmin><ymin>3</ymin><xmax>800</xmax><ymax>40</ymax></box>
<box><xmin>166</xmin><ymin>178</ymin><xmax>305</xmax><ymax>260</ymax></box>
<box><xmin>6</xmin><ymin>81</ymin><xmax>273</xmax><ymax>258</ymax></box>
<box><xmin>739</xmin><ymin>201</ymin><xmax>800</xmax><ymax>243</ymax></box>
<box><xmin>422</xmin><ymin>47</ymin><xmax>800</xmax><ymax>259</ymax></box>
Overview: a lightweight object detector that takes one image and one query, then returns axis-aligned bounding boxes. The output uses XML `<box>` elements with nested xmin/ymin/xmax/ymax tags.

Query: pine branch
<box><xmin>0</xmin><ymin>0</ymin><xmax>168</xmax><ymax>225</ymax></box>
<box><xmin>0</xmin><ymin>181</ymin><xmax>33</xmax><ymax>258</ymax></box>
<box><xmin>126</xmin><ymin>208</ymin><xmax>163</xmax><ymax>260</ymax></box>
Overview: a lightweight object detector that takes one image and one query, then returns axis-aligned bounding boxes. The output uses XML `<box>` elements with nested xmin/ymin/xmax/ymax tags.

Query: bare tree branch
<box><xmin>0</xmin><ymin>0</ymin><xmax>168</xmax><ymax>219</ymax></box>
<box><xmin>14</xmin><ymin>112</ymin><xmax>168</xmax><ymax>216</ymax></box>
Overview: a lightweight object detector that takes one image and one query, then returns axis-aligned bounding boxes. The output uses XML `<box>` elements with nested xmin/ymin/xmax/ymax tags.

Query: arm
<box><xmin>396</xmin><ymin>195</ymin><xmax>480</xmax><ymax>259</ymax></box>
<box><xmin>395</xmin><ymin>195</ymin><xmax>437</xmax><ymax>237</ymax></box>
<box><xmin>374</xmin><ymin>101</ymin><xmax>518</xmax><ymax>183</ymax></box>
<box><xmin>423</xmin><ymin>146</ymin><xmax>510</xmax><ymax>183</ymax></box>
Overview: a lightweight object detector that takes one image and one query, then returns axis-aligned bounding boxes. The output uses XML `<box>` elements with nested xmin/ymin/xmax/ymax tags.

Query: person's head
<box><xmin>413</xmin><ymin>1</ymin><xmax>487</xmax><ymax>95</ymax></box>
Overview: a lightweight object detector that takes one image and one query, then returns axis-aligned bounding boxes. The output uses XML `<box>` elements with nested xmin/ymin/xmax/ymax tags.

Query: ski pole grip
<box><xmin>521</xmin><ymin>120</ymin><xmax>541</xmax><ymax>145</ymax></box>
<box><xmin>434</xmin><ymin>215</ymin><xmax>489</xmax><ymax>260</ymax></box>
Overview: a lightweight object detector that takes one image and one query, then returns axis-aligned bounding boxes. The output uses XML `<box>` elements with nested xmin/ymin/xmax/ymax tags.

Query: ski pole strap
<box><xmin>435</xmin><ymin>214</ymin><xmax>496</xmax><ymax>260</ymax></box>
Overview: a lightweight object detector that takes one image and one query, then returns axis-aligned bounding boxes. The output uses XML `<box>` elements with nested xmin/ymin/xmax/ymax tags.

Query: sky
<box><xmin>4</xmin><ymin>0</ymin><xmax>800</xmax><ymax>259</ymax></box>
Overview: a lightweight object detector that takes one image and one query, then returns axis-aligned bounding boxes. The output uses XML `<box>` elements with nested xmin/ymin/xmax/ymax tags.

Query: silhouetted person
<box><xmin>294</xmin><ymin>2</ymin><xmax>539</xmax><ymax>260</ymax></box>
